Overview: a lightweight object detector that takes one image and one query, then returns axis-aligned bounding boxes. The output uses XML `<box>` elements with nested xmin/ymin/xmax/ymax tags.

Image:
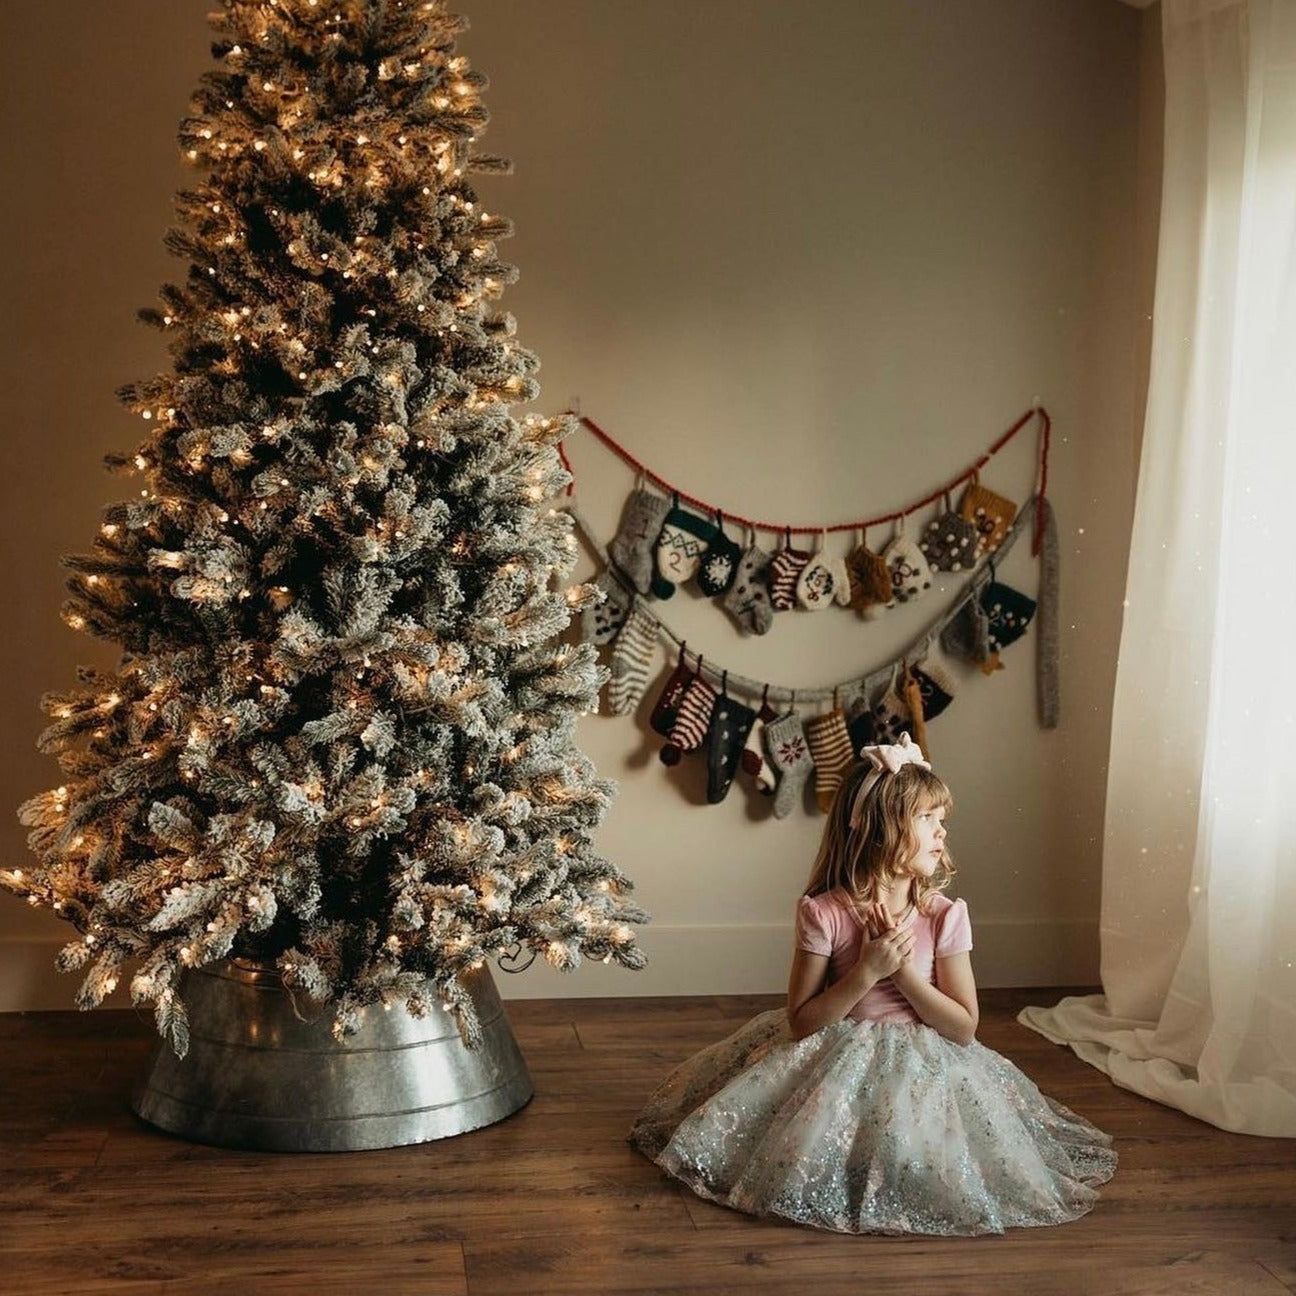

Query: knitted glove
<box><xmin>649</xmin><ymin>653</ymin><xmax>694</xmax><ymax>737</ymax></box>
<box><xmin>652</xmin><ymin>505</ymin><xmax>719</xmax><ymax>600</ymax></box>
<box><xmin>846</xmin><ymin>541</ymin><xmax>892</xmax><ymax>619</ymax></box>
<box><xmin>607</xmin><ymin>603</ymin><xmax>658</xmax><ymax>716</ymax></box>
<box><xmin>804</xmin><ymin>709</ymin><xmax>855</xmax><ymax>812</ymax></box>
<box><xmin>741</xmin><ymin>699</ymin><xmax>779</xmax><ymax>794</ymax></box>
<box><xmin>723</xmin><ymin>544</ymin><xmax>775</xmax><ymax>635</ymax></box>
<box><xmin>580</xmin><ymin>571</ymin><xmax>633</xmax><ymax>645</ymax></box>
<box><xmin>767</xmin><ymin>544</ymin><xmax>812</xmax><ymax>612</ymax></box>
<box><xmin>696</xmin><ymin>519</ymin><xmax>743</xmax><ymax>597</ymax></box>
<box><xmin>796</xmin><ymin>552</ymin><xmax>852</xmax><ymax>611</ymax></box>
<box><xmin>660</xmin><ymin>673</ymin><xmax>718</xmax><ymax>766</ymax></box>
<box><xmin>883</xmin><ymin>522</ymin><xmax>933</xmax><ymax>605</ymax></box>
<box><xmin>609</xmin><ymin>489</ymin><xmax>672</xmax><ymax>595</ymax></box>
<box><xmin>960</xmin><ymin>476</ymin><xmax>1018</xmax><ymax>556</ymax></box>
<box><xmin>704</xmin><ymin>689</ymin><xmax>758</xmax><ymax>804</ymax></box>
<box><xmin>920</xmin><ymin>497</ymin><xmax>980</xmax><ymax>572</ymax></box>
<box><xmin>764</xmin><ymin>713</ymin><xmax>815</xmax><ymax>819</ymax></box>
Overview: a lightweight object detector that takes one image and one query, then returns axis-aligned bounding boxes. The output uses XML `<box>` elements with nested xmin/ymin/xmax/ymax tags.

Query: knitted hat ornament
<box><xmin>767</xmin><ymin>538</ymin><xmax>813</xmax><ymax>612</ymax></box>
<box><xmin>580</xmin><ymin>570</ymin><xmax>632</xmax><ymax>645</ymax></box>
<box><xmin>651</xmin><ymin>499</ymin><xmax>719</xmax><ymax>600</ymax></box>
<box><xmin>649</xmin><ymin>648</ymin><xmax>694</xmax><ymax>737</ymax></box>
<box><xmin>848</xmin><ymin>733</ymin><xmax>932</xmax><ymax>829</ymax></box>
<box><xmin>695</xmin><ymin>513</ymin><xmax>743</xmax><ymax>598</ymax></box>
<box><xmin>606</xmin><ymin>602</ymin><xmax>658</xmax><ymax>717</ymax></box>
<box><xmin>704</xmin><ymin>680</ymin><xmax>758</xmax><ymax>804</ymax></box>
<box><xmin>959</xmin><ymin>474</ymin><xmax>1018</xmax><ymax>555</ymax></box>
<box><xmin>723</xmin><ymin>540</ymin><xmax>776</xmax><ymax>635</ymax></box>
<box><xmin>919</xmin><ymin>494</ymin><xmax>980</xmax><ymax>572</ymax></box>
<box><xmin>796</xmin><ymin>540</ymin><xmax>852</xmax><ymax>611</ymax></box>
<box><xmin>660</xmin><ymin>670</ymin><xmax>719</xmax><ymax>765</ymax></box>
<box><xmin>609</xmin><ymin>488</ymin><xmax>672</xmax><ymax>595</ymax></box>
<box><xmin>883</xmin><ymin>518</ymin><xmax>934</xmax><ymax>606</ymax></box>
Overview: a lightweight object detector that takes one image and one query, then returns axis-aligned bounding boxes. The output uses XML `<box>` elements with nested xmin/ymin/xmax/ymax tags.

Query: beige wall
<box><xmin>0</xmin><ymin>1</ymin><xmax>1159</xmax><ymax>1010</ymax></box>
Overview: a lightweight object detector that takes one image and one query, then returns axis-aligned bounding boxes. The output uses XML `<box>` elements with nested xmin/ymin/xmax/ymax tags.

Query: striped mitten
<box><xmin>607</xmin><ymin>604</ymin><xmax>657</xmax><ymax>716</ymax></box>
<box><xmin>660</xmin><ymin>674</ymin><xmax>718</xmax><ymax>766</ymax></box>
<box><xmin>767</xmin><ymin>544</ymin><xmax>812</xmax><ymax>612</ymax></box>
<box><xmin>764</xmin><ymin>713</ymin><xmax>814</xmax><ymax>819</ymax></box>
<box><xmin>804</xmin><ymin>709</ymin><xmax>855</xmax><ymax>812</ymax></box>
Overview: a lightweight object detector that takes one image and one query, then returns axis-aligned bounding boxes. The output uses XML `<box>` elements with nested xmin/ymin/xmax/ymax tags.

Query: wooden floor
<box><xmin>4</xmin><ymin>989</ymin><xmax>1295</xmax><ymax>1296</ymax></box>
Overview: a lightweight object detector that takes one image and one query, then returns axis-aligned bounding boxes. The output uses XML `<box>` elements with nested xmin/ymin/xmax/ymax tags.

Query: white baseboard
<box><xmin>0</xmin><ymin>920</ymin><xmax>1098</xmax><ymax>1013</ymax></box>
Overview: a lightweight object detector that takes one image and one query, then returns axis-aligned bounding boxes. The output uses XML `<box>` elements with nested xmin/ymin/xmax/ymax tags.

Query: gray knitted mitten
<box><xmin>609</xmin><ymin>490</ymin><xmax>671</xmax><ymax>595</ymax></box>
<box><xmin>764</xmin><ymin>712</ymin><xmax>815</xmax><ymax>819</ymax></box>
<box><xmin>723</xmin><ymin>544</ymin><xmax>775</xmax><ymax>635</ymax></box>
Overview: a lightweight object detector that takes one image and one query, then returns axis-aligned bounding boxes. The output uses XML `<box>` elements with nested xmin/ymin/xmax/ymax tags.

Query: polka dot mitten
<box><xmin>983</xmin><ymin>580</ymin><xmax>1037</xmax><ymax>653</ymax></box>
<box><xmin>609</xmin><ymin>489</ymin><xmax>672</xmax><ymax>595</ymax></box>
<box><xmin>704</xmin><ymin>688</ymin><xmax>758</xmax><ymax>804</ymax></box>
<box><xmin>580</xmin><ymin>571</ymin><xmax>633</xmax><ymax>645</ymax></box>
<box><xmin>764</xmin><ymin>712</ymin><xmax>815</xmax><ymax>819</ymax></box>
<box><xmin>723</xmin><ymin>544</ymin><xmax>775</xmax><ymax>635</ymax></box>
<box><xmin>660</xmin><ymin>672</ymin><xmax>719</xmax><ymax>766</ymax></box>
<box><xmin>920</xmin><ymin>495</ymin><xmax>980</xmax><ymax>572</ymax></box>
<box><xmin>883</xmin><ymin>521</ymin><xmax>933</xmax><ymax>605</ymax></box>
<box><xmin>804</xmin><ymin>709</ymin><xmax>855</xmax><ymax>812</ymax></box>
<box><xmin>607</xmin><ymin>603</ymin><xmax>658</xmax><ymax>716</ymax></box>
<box><xmin>652</xmin><ymin>505</ymin><xmax>719</xmax><ymax>600</ymax></box>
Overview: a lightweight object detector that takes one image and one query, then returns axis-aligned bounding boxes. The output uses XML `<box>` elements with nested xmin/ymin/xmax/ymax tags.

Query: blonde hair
<box><xmin>804</xmin><ymin>760</ymin><xmax>956</xmax><ymax>915</ymax></box>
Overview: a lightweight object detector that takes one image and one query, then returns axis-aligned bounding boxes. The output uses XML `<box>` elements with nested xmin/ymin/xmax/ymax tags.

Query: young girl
<box><xmin>629</xmin><ymin>735</ymin><xmax>1117</xmax><ymax>1236</ymax></box>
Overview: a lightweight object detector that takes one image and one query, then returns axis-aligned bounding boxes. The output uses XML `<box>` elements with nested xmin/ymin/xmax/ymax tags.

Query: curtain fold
<box><xmin>1018</xmin><ymin>0</ymin><xmax>1296</xmax><ymax>1137</ymax></box>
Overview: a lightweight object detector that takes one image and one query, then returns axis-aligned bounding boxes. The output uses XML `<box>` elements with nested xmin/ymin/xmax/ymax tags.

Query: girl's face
<box><xmin>905</xmin><ymin>803</ymin><xmax>948</xmax><ymax>877</ymax></box>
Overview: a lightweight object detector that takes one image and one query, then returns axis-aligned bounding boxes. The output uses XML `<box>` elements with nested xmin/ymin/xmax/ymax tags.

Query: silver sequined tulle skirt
<box><xmin>629</xmin><ymin>1009</ymin><xmax>1117</xmax><ymax>1236</ymax></box>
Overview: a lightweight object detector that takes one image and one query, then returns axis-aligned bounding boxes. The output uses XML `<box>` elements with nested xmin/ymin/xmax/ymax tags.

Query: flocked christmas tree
<box><xmin>3</xmin><ymin>0</ymin><xmax>645</xmax><ymax>1055</ymax></box>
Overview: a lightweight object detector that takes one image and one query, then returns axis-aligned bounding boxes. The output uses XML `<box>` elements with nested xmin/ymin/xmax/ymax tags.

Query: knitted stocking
<box><xmin>764</xmin><ymin>713</ymin><xmax>815</xmax><ymax>819</ymax></box>
<box><xmin>767</xmin><ymin>544</ymin><xmax>813</xmax><ymax>612</ymax></box>
<box><xmin>649</xmin><ymin>653</ymin><xmax>694</xmax><ymax>737</ymax></box>
<box><xmin>652</xmin><ymin>506</ymin><xmax>719</xmax><ymax>600</ymax></box>
<box><xmin>607</xmin><ymin>604</ymin><xmax>658</xmax><ymax>716</ymax></box>
<box><xmin>660</xmin><ymin>673</ymin><xmax>719</xmax><ymax>765</ymax></box>
<box><xmin>580</xmin><ymin>571</ymin><xmax>633</xmax><ymax>645</ymax></box>
<box><xmin>704</xmin><ymin>690</ymin><xmax>758</xmax><ymax>804</ymax></box>
<box><xmin>741</xmin><ymin>698</ymin><xmax>779</xmax><ymax>795</ymax></box>
<box><xmin>609</xmin><ymin>489</ymin><xmax>672</xmax><ymax>595</ymax></box>
<box><xmin>723</xmin><ymin>544</ymin><xmax>775</xmax><ymax>635</ymax></box>
<box><xmin>804</xmin><ymin>709</ymin><xmax>855</xmax><ymax>812</ymax></box>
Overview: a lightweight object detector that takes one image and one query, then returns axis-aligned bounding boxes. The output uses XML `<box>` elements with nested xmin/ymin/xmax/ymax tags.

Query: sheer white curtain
<box><xmin>1018</xmin><ymin>0</ymin><xmax>1296</xmax><ymax>1137</ymax></box>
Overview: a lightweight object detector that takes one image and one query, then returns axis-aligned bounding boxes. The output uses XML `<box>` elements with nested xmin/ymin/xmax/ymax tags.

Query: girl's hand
<box><xmin>863</xmin><ymin>899</ymin><xmax>894</xmax><ymax>939</ymax></box>
<box><xmin>854</xmin><ymin>922</ymin><xmax>916</xmax><ymax>984</ymax></box>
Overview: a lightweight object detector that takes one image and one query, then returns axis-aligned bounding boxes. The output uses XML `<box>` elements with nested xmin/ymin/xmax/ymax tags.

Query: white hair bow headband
<box><xmin>848</xmin><ymin>732</ymin><xmax>931</xmax><ymax>828</ymax></box>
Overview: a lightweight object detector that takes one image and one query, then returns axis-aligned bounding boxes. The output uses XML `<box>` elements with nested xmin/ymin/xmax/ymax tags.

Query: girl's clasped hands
<box><xmin>855</xmin><ymin>900</ymin><xmax>917</xmax><ymax>985</ymax></box>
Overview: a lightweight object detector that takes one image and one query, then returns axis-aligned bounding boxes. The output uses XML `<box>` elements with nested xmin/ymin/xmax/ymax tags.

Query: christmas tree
<box><xmin>4</xmin><ymin>0</ymin><xmax>645</xmax><ymax>1055</ymax></box>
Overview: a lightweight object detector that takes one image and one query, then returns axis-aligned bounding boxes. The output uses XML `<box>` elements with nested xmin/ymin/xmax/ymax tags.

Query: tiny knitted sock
<box><xmin>764</xmin><ymin>713</ymin><xmax>814</xmax><ymax>819</ymax></box>
<box><xmin>649</xmin><ymin>657</ymin><xmax>694</xmax><ymax>736</ymax></box>
<box><xmin>651</xmin><ymin>508</ymin><xmax>719</xmax><ymax>600</ymax></box>
<box><xmin>1035</xmin><ymin>497</ymin><xmax>1060</xmax><ymax>728</ymax></box>
<box><xmin>609</xmin><ymin>490</ymin><xmax>671</xmax><ymax>595</ymax></box>
<box><xmin>660</xmin><ymin>674</ymin><xmax>719</xmax><ymax>766</ymax></box>
<box><xmin>796</xmin><ymin>553</ymin><xmax>852</xmax><ymax>610</ymax></box>
<box><xmin>741</xmin><ymin>701</ymin><xmax>779</xmax><ymax>793</ymax></box>
<box><xmin>901</xmin><ymin>668</ymin><xmax>929</xmax><ymax>759</ymax></box>
<box><xmin>607</xmin><ymin>604</ymin><xmax>658</xmax><ymax>716</ymax></box>
<box><xmin>804</xmin><ymin>709</ymin><xmax>855</xmax><ymax>812</ymax></box>
<box><xmin>704</xmin><ymin>692</ymin><xmax>758</xmax><ymax>804</ymax></box>
<box><xmin>724</xmin><ymin>545</ymin><xmax>775</xmax><ymax>635</ymax></box>
<box><xmin>580</xmin><ymin>571</ymin><xmax>633</xmax><ymax>645</ymax></box>
<box><xmin>846</xmin><ymin>543</ymin><xmax>892</xmax><ymax>616</ymax></box>
<box><xmin>766</xmin><ymin>546</ymin><xmax>812</xmax><ymax>612</ymax></box>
